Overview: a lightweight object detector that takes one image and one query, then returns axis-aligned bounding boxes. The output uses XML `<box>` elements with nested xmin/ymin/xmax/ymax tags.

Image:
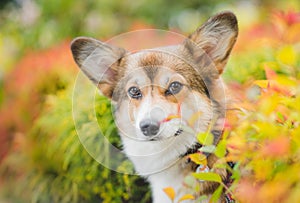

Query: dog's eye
<box><xmin>165</xmin><ymin>81</ymin><xmax>183</xmax><ymax>96</ymax></box>
<box><xmin>128</xmin><ymin>86</ymin><xmax>142</xmax><ymax>99</ymax></box>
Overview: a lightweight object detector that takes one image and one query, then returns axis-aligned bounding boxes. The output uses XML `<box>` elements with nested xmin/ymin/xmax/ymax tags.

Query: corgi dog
<box><xmin>71</xmin><ymin>11</ymin><xmax>238</xmax><ymax>203</ymax></box>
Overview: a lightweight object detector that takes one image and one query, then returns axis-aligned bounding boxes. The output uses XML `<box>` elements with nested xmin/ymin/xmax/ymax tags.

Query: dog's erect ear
<box><xmin>185</xmin><ymin>12</ymin><xmax>238</xmax><ymax>74</ymax></box>
<box><xmin>71</xmin><ymin>37</ymin><xmax>126</xmax><ymax>98</ymax></box>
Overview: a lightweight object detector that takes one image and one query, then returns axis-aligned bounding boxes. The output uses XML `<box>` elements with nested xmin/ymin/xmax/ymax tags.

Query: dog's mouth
<box><xmin>148</xmin><ymin>128</ymin><xmax>184</xmax><ymax>141</ymax></box>
<box><xmin>180</xmin><ymin>142</ymin><xmax>203</xmax><ymax>157</ymax></box>
<box><xmin>174</xmin><ymin>128</ymin><xmax>183</xmax><ymax>136</ymax></box>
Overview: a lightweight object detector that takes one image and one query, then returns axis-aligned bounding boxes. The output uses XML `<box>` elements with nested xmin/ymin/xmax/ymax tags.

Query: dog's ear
<box><xmin>185</xmin><ymin>12</ymin><xmax>238</xmax><ymax>74</ymax></box>
<box><xmin>71</xmin><ymin>37</ymin><xmax>126</xmax><ymax>98</ymax></box>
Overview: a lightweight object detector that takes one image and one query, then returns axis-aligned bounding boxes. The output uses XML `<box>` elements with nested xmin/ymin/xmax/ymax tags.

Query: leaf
<box><xmin>178</xmin><ymin>194</ymin><xmax>195</xmax><ymax>202</ymax></box>
<box><xmin>276</xmin><ymin>45</ymin><xmax>296</xmax><ymax>66</ymax></box>
<box><xmin>215</xmin><ymin>141</ymin><xmax>227</xmax><ymax>158</ymax></box>
<box><xmin>261</xmin><ymin>136</ymin><xmax>290</xmax><ymax>157</ymax></box>
<box><xmin>161</xmin><ymin>114</ymin><xmax>181</xmax><ymax>123</ymax></box>
<box><xmin>211</xmin><ymin>185</ymin><xmax>223</xmax><ymax>202</ymax></box>
<box><xmin>192</xmin><ymin>172</ymin><xmax>222</xmax><ymax>183</ymax></box>
<box><xmin>276</xmin><ymin>75</ymin><xmax>298</xmax><ymax>87</ymax></box>
<box><xmin>184</xmin><ymin>175</ymin><xmax>198</xmax><ymax>188</ymax></box>
<box><xmin>197</xmin><ymin>132</ymin><xmax>214</xmax><ymax>145</ymax></box>
<box><xmin>276</xmin><ymin>112</ymin><xmax>286</xmax><ymax>123</ymax></box>
<box><xmin>254</xmin><ymin>80</ymin><xmax>269</xmax><ymax>88</ymax></box>
<box><xmin>163</xmin><ymin>187</ymin><xmax>176</xmax><ymax>201</ymax></box>
<box><xmin>199</xmin><ymin>145</ymin><xmax>216</xmax><ymax>153</ymax></box>
<box><xmin>264</xmin><ymin>66</ymin><xmax>277</xmax><ymax>80</ymax></box>
<box><xmin>189</xmin><ymin>153</ymin><xmax>207</xmax><ymax>165</ymax></box>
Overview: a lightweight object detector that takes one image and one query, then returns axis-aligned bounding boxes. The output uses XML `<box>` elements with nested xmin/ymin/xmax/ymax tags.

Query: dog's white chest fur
<box><xmin>149</xmin><ymin>164</ymin><xmax>187</xmax><ymax>203</ymax></box>
<box><xmin>121</xmin><ymin>132</ymin><xmax>197</xmax><ymax>203</ymax></box>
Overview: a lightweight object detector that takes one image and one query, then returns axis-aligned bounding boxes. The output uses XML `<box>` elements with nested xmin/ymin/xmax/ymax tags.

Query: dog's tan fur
<box><xmin>71</xmin><ymin>12</ymin><xmax>238</xmax><ymax>202</ymax></box>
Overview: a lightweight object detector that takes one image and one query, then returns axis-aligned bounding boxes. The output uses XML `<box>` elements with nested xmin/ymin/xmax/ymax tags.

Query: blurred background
<box><xmin>0</xmin><ymin>0</ymin><xmax>300</xmax><ymax>202</ymax></box>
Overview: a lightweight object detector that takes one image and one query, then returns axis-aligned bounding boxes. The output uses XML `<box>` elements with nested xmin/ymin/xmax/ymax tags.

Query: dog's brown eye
<box><xmin>128</xmin><ymin>86</ymin><xmax>142</xmax><ymax>99</ymax></box>
<box><xmin>166</xmin><ymin>81</ymin><xmax>183</xmax><ymax>96</ymax></box>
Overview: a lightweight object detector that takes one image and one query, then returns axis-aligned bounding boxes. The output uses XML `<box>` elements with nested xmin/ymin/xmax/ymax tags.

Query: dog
<box><xmin>71</xmin><ymin>11</ymin><xmax>238</xmax><ymax>203</ymax></box>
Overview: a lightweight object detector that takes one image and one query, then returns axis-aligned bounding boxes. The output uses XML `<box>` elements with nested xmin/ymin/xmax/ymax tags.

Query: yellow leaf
<box><xmin>163</xmin><ymin>187</ymin><xmax>176</xmax><ymax>201</ymax></box>
<box><xmin>189</xmin><ymin>153</ymin><xmax>207</xmax><ymax>165</ymax></box>
<box><xmin>192</xmin><ymin>172</ymin><xmax>222</xmax><ymax>183</ymax></box>
<box><xmin>254</xmin><ymin>80</ymin><xmax>269</xmax><ymax>88</ymax></box>
<box><xmin>197</xmin><ymin>132</ymin><xmax>214</xmax><ymax>145</ymax></box>
<box><xmin>276</xmin><ymin>75</ymin><xmax>297</xmax><ymax>87</ymax></box>
<box><xmin>178</xmin><ymin>194</ymin><xmax>195</xmax><ymax>202</ymax></box>
<box><xmin>276</xmin><ymin>45</ymin><xmax>296</xmax><ymax>66</ymax></box>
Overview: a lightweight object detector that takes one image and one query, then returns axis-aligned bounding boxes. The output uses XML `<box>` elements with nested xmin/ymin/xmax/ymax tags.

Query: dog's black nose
<box><xmin>139</xmin><ymin>119</ymin><xmax>160</xmax><ymax>136</ymax></box>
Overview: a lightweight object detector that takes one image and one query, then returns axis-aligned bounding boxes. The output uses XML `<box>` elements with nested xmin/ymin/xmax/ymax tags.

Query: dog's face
<box><xmin>71</xmin><ymin>12</ymin><xmax>238</xmax><ymax>146</ymax></box>
<box><xmin>111</xmin><ymin>50</ymin><xmax>214</xmax><ymax>142</ymax></box>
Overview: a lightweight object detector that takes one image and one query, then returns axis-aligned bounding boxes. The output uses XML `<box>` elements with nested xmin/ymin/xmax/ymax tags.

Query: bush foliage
<box><xmin>163</xmin><ymin>10</ymin><xmax>300</xmax><ymax>202</ymax></box>
<box><xmin>225</xmin><ymin>15</ymin><xmax>300</xmax><ymax>201</ymax></box>
<box><xmin>1</xmin><ymin>82</ymin><xmax>151</xmax><ymax>203</ymax></box>
<box><xmin>212</xmin><ymin>11</ymin><xmax>300</xmax><ymax>202</ymax></box>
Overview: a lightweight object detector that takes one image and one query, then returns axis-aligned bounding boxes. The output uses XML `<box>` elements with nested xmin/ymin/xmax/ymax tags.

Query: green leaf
<box><xmin>197</xmin><ymin>132</ymin><xmax>214</xmax><ymax>146</ymax></box>
<box><xmin>192</xmin><ymin>172</ymin><xmax>222</xmax><ymax>183</ymax></box>
<box><xmin>211</xmin><ymin>185</ymin><xmax>223</xmax><ymax>202</ymax></box>
<box><xmin>215</xmin><ymin>141</ymin><xmax>227</xmax><ymax>158</ymax></box>
<box><xmin>199</xmin><ymin>145</ymin><xmax>216</xmax><ymax>153</ymax></box>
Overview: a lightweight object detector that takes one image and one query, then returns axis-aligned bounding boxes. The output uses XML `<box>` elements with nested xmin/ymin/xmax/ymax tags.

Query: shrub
<box><xmin>0</xmin><ymin>41</ymin><xmax>75</xmax><ymax>160</ymax></box>
<box><xmin>163</xmin><ymin>10</ymin><xmax>300</xmax><ymax>202</ymax></box>
<box><xmin>212</xmin><ymin>11</ymin><xmax>300</xmax><ymax>202</ymax></box>
<box><xmin>1</xmin><ymin>81</ymin><xmax>151</xmax><ymax>203</ymax></box>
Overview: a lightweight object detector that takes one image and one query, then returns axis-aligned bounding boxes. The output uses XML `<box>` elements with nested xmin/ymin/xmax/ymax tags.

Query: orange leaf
<box><xmin>264</xmin><ymin>65</ymin><xmax>277</xmax><ymax>80</ymax></box>
<box><xmin>163</xmin><ymin>187</ymin><xmax>176</xmax><ymax>201</ymax></box>
<box><xmin>236</xmin><ymin>180</ymin><xmax>259</xmax><ymax>203</ymax></box>
<box><xmin>161</xmin><ymin>114</ymin><xmax>181</xmax><ymax>123</ymax></box>
<box><xmin>254</xmin><ymin>80</ymin><xmax>293</xmax><ymax>96</ymax></box>
<box><xmin>178</xmin><ymin>194</ymin><xmax>195</xmax><ymax>202</ymax></box>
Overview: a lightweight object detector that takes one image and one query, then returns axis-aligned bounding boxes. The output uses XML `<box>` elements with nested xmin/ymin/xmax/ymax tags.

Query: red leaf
<box><xmin>261</xmin><ymin>136</ymin><xmax>290</xmax><ymax>157</ymax></box>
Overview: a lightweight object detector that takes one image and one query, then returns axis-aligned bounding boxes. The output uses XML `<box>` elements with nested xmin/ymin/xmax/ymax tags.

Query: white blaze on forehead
<box><xmin>135</xmin><ymin>92</ymin><xmax>152</xmax><ymax>126</ymax></box>
<box><xmin>135</xmin><ymin>93</ymin><xmax>168</xmax><ymax>127</ymax></box>
<box><xmin>156</xmin><ymin>67</ymin><xmax>172</xmax><ymax>86</ymax></box>
<box><xmin>157</xmin><ymin>67</ymin><xmax>187</xmax><ymax>88</ymax></box>
<box><xmin>126</xmin><ymin>68</ymin><xmax>149</xmax><ymax>87</ymax></box>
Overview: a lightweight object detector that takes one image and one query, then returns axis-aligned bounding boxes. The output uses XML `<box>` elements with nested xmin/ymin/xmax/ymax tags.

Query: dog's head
<box><xmin>71</xmin><ymin>12</ymin><xmax>238</xmax><ymax>144</ymax></box>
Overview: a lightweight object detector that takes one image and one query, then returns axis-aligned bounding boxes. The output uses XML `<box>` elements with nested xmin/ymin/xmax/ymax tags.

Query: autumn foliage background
<box><xmin>0</xmin><ymin>0</ymin><xmax>300</xmax><ymax>202</ymax></box>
